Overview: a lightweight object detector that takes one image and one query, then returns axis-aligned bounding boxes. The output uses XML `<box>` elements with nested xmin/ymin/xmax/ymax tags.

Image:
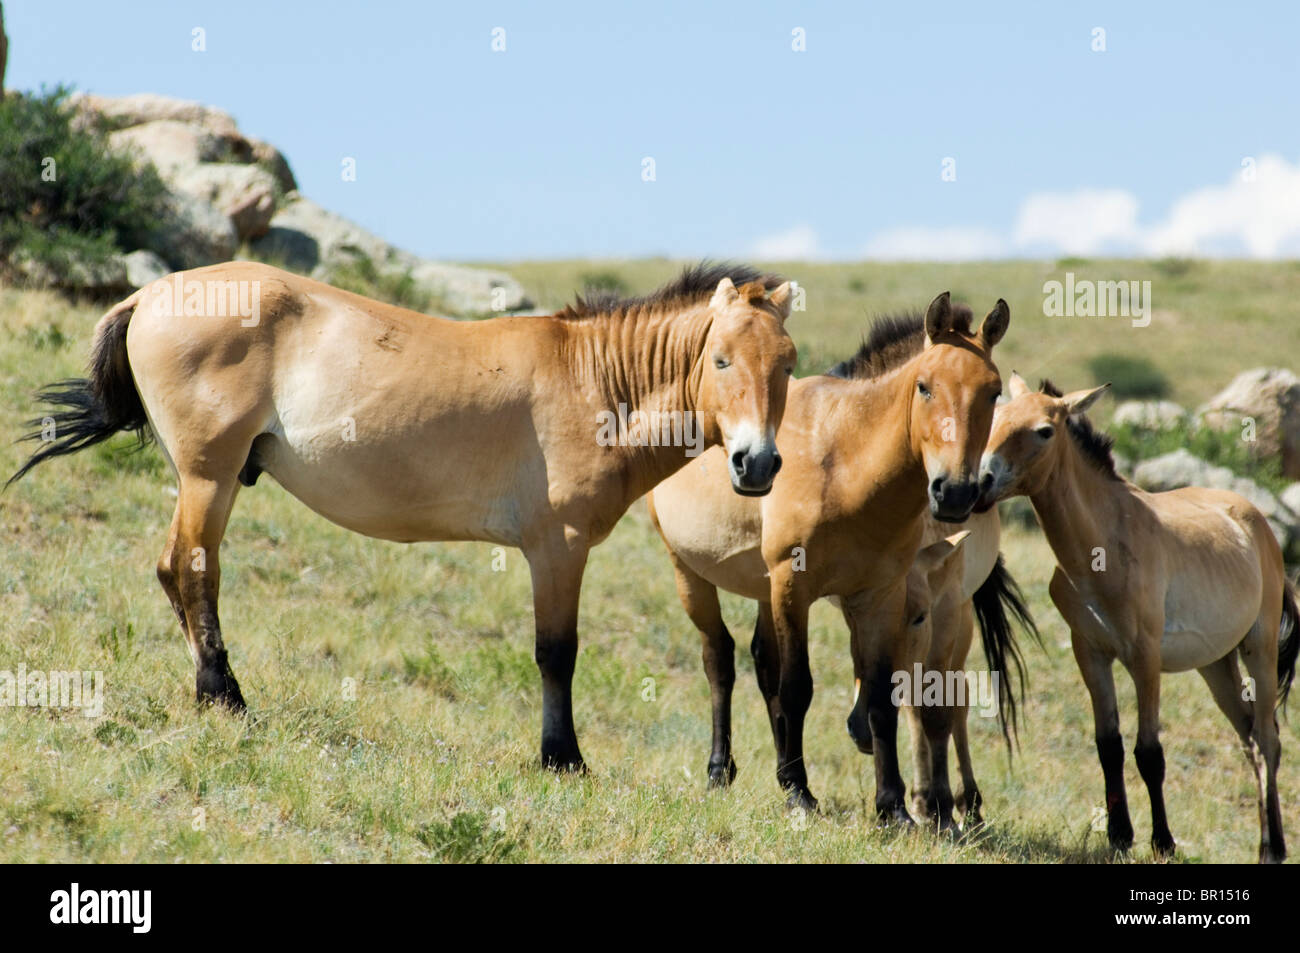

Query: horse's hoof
<box><xmin>1152</xmin><ymin>833</ymin><xmax>1176</xmax><ymax>860</ymax></box>
<box><xmin>785</xmin><ymin>788</ymin><xmax>819</xmax><ymax>814</ymax></box>
<box><xmin>1108</xmin><ymin>818</ymin><xmax>1134</xmax><ymax>853</ymax></box>
<box><xmin>707</xmin><ymin>758</ymin><xmax>737</xmax><ymax>788</ymax></box>
<box><xmin>1260</xmin><ymin>845</ymin><xmax>1286</xmax><ymax>865</ymax></box>
<box><xmin>878</xmin><ymin>803</ymin><xmax>915</xmax><ymax>828</ymax></box>
<box><xmin>541</xmin><ymin>749</ymin><xmax>587</xmax><ymax>774</ymax></box>
<box><xmin>196</xmin><ymin>668</ymin><xmax>247</xmax><ymax>713</ymax></box>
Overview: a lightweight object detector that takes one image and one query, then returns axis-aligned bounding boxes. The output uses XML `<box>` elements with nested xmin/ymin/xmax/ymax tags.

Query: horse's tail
<box><xmin>1277</xmin><ymin>578</ymin><xmax>1299</xmax><ymax>709</ymax></box>
<box><xmin>971</xmin><ymin>554</ymin><xmax>1041</xmax><ymax>751</ymax></box>
<box><xmin>7</xmin><ymin>289</ymin><xmax>149</xmax><ymax>487</ymax></box>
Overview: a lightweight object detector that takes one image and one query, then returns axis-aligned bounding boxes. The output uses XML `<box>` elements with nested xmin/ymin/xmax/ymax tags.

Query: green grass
<box><xmin>1</xmin><ymin>265</ymin><xmax>1298</xmax><ymax>863</ymax></box>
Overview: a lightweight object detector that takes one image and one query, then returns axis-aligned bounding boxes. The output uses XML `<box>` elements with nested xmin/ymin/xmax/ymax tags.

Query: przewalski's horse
<box><xmin>975</xmin><ymin>373</ymin><xmax>1300</xmax><ymax>863</ymax></box>
<box><xmin>9</xmin><ymin>260</ymin><xmax>797</xmax><ymax>774</ymax></box>
<box><xmin>647</xmin><ymin>293</ymin><xmax>1007</xmax><ymax>816</ymax></box>
<box><xmin>897</xmin><ymin>507</ymin><xmax>1037</xmax><ymax>832</ymax></box>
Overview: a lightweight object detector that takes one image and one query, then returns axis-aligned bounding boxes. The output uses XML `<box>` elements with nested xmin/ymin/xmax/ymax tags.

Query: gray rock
<box><xmin>122</xmin><ymin>249</ymin><xmax>170</xmax><ymax>287</ymax></box>
<box><xmin>1133</xmin><ymin>449</ymin><xmax>1298</xmax><ymax>554</ymax></box>
<box><xmin>9</xmin><ymin>246</ymin><xmax>127</xmax><ymax>292</ymax></box>
<box><xmin>1197</xmin><ymin>367</ymin><xmax>1300</xmax><ymax>480</ymax></box>
<box><xmin>147</xmin><ymin>190</ymin><xmax>238</xmax><ymax>270</ymax></box>
<box><xmin>171</xmin><ymin>163</ymin><xmax>278</xmax><ymax>240</ymax></box>
<box><xmin>71</xmin><ymin>92</ymin><xmax>240</xmax><ymax>136</ymax></box>
<box><xmin>250</xmin><ymin>195</ymin><xmax>531</xmax><ymax>315</ymax></box>
<box><xmin>1112</xmin><ymin>399</ymin><xmax>1187</xmax><ymax>430</ymax></box>
<box><xmin>108</xmin><ymin>120</ymin><xmax>228</xmax><ymax>175</ymax></box>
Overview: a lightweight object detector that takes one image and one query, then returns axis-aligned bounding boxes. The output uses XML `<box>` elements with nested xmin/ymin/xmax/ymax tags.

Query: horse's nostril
<box><xmin>770</xmin><ymin>453</ymin><xmax>783</xmax><ymax>477</ymax></box>
<box><xmin>731</xmin><ymin>450</ymin><xmax>747</xmax><ymax>474</ymax></box>
<box><xmin>980</xmin><ymin>472</ymin><xmax>994</xmax><ymax>492</ymax></box>
<box><xmin>930</xmin><ymin>477</ymin><xmax>945</xmax><ymax>501</ymax></box>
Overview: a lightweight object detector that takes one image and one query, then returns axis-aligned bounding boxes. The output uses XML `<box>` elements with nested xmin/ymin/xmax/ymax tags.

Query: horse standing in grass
<box><xmin>896</xmin><ymin>507</ymin><xmax>1037</xmax><ymax>831</ymax></box>
<box><xmin>10</xmin><ymin>261</ymin><xmax>797</xmax><ymax>773</ymax></box>
<box><xmin>648</xmin><ymin>293</ymin><xmax>1007</xmax><ymax>818</ymax></box>
<box><xmin>976</xmin><ymin>373</ymin><xmax>1299</xmax><ymax>862</ymax></box>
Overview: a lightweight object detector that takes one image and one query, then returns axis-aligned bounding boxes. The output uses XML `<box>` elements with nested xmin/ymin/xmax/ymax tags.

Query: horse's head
<box><xmin>698</xmin><ymin>276</ymin><xmax>797</xmax><ymax>496</ymax></box>
<box><xmin>975</xmin><ymin>373</ymin><xmax>1111</xmax><ymax>509</ymax></box>
<box><xmin>907</xmin><ymin>292</ymin><xmax>1008</xmax><ymax>521</ymax></box>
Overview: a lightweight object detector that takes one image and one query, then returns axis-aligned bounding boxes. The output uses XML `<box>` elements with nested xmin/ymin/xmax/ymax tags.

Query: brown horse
<box><xmin>975</xmin><ymin>373</ymin><xmax>1299</xmax><ymax>862</ymax></box>
<box><xmin>899</xmin><ymin>507</ymin><xmax>1037</xmax><ymax>831</ymax></box>
<box><xmin>10</xmin><ymin>260</ymin><xmax>797</xmax><ymax>773</ymax></box>
<box><xmin>647</xmin><ymin>293</ymin><xmax>1007</xmax><ymax>817</ymax></box>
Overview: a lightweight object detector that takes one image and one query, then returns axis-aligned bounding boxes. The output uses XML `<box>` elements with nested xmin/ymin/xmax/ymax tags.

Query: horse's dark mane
<box><xmin>826</xmin><ymin>304</ymin><xmax>974</xmax><ymax>380</ymax></box>
<box><xmin>555</xmin><ymin>261</ymin><xmax>782</xmax><ymax>320</ymax></box>
<box><xmin>1039</xmin><ymin>379</ymin><xmax>1121</xmax><ymax>480</ymax></box>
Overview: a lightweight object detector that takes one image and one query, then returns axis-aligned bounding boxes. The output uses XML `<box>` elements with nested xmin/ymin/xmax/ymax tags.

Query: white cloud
<box><xmin>751</xmin><ymin>224</ymin><xmax>819</xmax><ymax>260</ymax></box>
<box><xmin>861</xmin><ymin>226</ymin><xmax>1006</xmax><ymax>261</ymax></box>
<box><xmin>1141</xmin><ymin>154</ymin><xmax>1300</xmax><ymax>258</ymax></box>
<box><xmin>1013</xmin><ymin>189</ymin><xmax>1141</xmax><ymax>255</ymax></box>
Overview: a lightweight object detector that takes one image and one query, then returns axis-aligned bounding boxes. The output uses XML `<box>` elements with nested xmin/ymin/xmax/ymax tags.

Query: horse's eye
<box><xmin>1035</xmin><ymin>424</ymin><xmax>1055</xmax><ymax>439</ymax></box>
<box><xmin>917</xmin><ymin>382</ymin><xmax>932</xmax><ymax>400</ymax></box>
<box><xmin>714</xmin><ymin>356</ymin><xmax>730</xmax><ymax>370</ymax></box>
<box><xmin>991</xmin><ymin>392</ymin><xmax>1001</xmax><ymax>405</ymax></box>
<box><xmin>911</xmin><ymin>612</ymin><xmax>927</xmax><ymax>626</ymax></box>
<box><xmin>785</xmin><ymin>366</ymin><xmax>794</xmax><ymax>376</ymax></box>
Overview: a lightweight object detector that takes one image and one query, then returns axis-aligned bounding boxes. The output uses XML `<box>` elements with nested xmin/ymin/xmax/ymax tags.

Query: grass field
<box><xmin>1</xmin><ymin>260</ymin><xmax>1298</xmax><ymax>863</ymax></box>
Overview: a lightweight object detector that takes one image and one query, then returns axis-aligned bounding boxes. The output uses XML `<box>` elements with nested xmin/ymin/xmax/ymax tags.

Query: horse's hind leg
<box><xmin>906</xmin><ymin>705</ymin><xmax>934</xmax><ymax>820</ymax></box>
<box><xmin>169</xmin><ymin>473</ymin><xmax>245</xmax><ymax>710</ymax></box>
<box><xmin>668</xmin><ymin>556</ymin><xmax>737</xmax><ymax>786</ymax></box>
<box><xmin>1239</xmin><ymin>616</ymin><xmax>1286</xmax><ymax>863</ymax></box>
<box><xmin>951</xmin><ymin>697</ymin><xmax>982</xmax><ymax>826</ymax></box>
<box><xmin>917</xmin><ymin>700</ymin><xmax>956</xmax><ymax>833</ymax></box>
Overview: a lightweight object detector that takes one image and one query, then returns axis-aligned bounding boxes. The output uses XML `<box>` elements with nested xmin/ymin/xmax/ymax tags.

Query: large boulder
<box><xmin>108</xmin><ymin>120</ymin><xmax>228</xmax><ymax>175</ymax></box>
<box><xmin>1133</xmin><ymin>449</ymin><xmax>1299</xmax><ymax>556</ymax></box>
<box><xmin>147</xmin><ymin>189</ymin><xmax>238</xmax><ymax>270</ymax></box>
<box><xmin>1112</xmin><ymin>399</ymin><xmax>1187</xmax><ymax>430</ymax></box>
<box><xmin>1197</xmin><ymin>368</ymin><xmax>1300</xmax><ymax>479</ymax></box>
<box><xmin>250</xmin><ymin>195</ymin><xmax>531</xmax><ymax>314</ymax></box>
<box><xmin>170</xmin><ymin>164</ymin><xmax>278</xmax><ymax>240</ymax></box>
<box><xmin>122</xmin><ymin>249</ymin><xmax>170</xmax><ymax>287</ymax></box>
<box><xmin>71</xmin><ymin>91</ymin><xmax>240</xmax><ymax>136</ymax></box>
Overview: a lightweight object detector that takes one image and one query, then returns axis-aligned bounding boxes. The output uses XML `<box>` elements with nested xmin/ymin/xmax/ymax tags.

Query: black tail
<box><xmin>971</xmin><ymin>554</ymin><xmax>1041</xmax><ymax>751</ymax></box>
<box><xmin>1278</xmin><ymin>581</ymin><xmax>1299</xmax><ymax>709</ymax></box>
<box><xmin>7</xmin><ymin>294</ymin><xmax>149</xmax><ymax>486</ymax></box>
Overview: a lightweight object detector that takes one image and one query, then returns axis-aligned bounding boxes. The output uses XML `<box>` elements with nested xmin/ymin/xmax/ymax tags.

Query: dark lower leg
<box><xmin>535</xmin><ymin>635</ymin><xmax>583</xmax><ymax>772</ymax></box>
<box><xmin>703</xmin><ymin>624</ymin><xmax>737</xmax><ymax>786</ymax></box>
<box><xmin>1096</xmin><ymin>731</ymin><xmax>1133</xmax><ymax>850</ymax></box>
<box><xmin>1134</xmin><ymin>739</ymin><xmax>1174</xmax><ymax>856</ymax></box>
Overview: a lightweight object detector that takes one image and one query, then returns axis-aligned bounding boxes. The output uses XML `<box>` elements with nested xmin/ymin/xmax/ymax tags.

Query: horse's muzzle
<box><xmin>929</xmin><ymin>476</ymin><xmax>978</xmax><ymax>522</ymax></box>
<box><xmin>730</xmin><ymin>447</ymin><xmax>782</xmax><ymax>497</ymax></box>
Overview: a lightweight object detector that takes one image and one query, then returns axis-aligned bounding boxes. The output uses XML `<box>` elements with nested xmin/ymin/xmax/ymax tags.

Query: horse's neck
<box><xmin>568</xmin><ymin>304</ymin><xmax>713</xmax><ymax>493</ymax></box>
<box><xmin>1029</xmin><ymin>440</ymin><xmax>1129</xmax><ymax>580</ymax></box>
<box><xmin>834</xmin><ymin>371</ymin><xmax>927</xmax><ymax>520</ymax></box>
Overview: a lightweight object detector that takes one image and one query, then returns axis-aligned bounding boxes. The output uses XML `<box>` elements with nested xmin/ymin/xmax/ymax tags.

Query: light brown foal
<box><xmin>12</xmin><ymin>261</ymin><xmax>797</xmax><ymax>774</ymax></box>
<box><xmin>976</xmin><ymin>374</ymin><xmax>1299</xmax><ymax>862</ymax></box>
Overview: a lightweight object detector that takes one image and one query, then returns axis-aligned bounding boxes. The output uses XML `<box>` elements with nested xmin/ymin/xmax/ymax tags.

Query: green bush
<box><xmin>578</xmin><ymin>269</ymin><xmax>630</xmax><ymax>296</ymax></box>
<box><xmin>1110</xmin><ymin>420</ymin><xmax>1288</xmax><ymax>494</ymax></box>
<box><xmin>0</xmin><ymin>86</ymin><xmax>168</xmax><ymax>280</ymax></box>
<box><xmin>1085</xmin><ymin>352</ymin><xmax>1169</xmax><ymax>399</ymax></box>
<box><xmin>327</xmin><ymin>254</ymin><xmax>442</xmax><ymax>314</ymax></box>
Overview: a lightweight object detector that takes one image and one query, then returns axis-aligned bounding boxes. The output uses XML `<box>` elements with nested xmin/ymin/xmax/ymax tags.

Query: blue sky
<box><xmin>9</xmin><ymin>0</ymin><xmax>1300</xmax><ymax>260</ymax></box>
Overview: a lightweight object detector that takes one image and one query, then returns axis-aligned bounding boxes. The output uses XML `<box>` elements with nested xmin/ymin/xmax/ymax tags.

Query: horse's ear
<box><xmin>710</xmin><ymin>277</ymin><xmax>740</xmax><ymax>310</ymax></box>
<box><xmin>914</xmin><ymin>529</ymin><xmax>970</xmax><ymax>579</ymax></box>
<box><xmin>923</xmin><ymin>291</ymin><xmax>954</xmax><ymax>346</ymax></box>
<box><xmin>1007</xmin><ymin>370</ymin><xmax>1031</xmax><ymax>399</ymax></box>
<box><xmin>1060</xmin><ymin>382</ymin><xmax>1110</xmax><ymax>416</ymax></box>
<box><xmin>768</xmin><ymin>281</ymin><xmax>794</xmax><ymax>322</ymax></box>
<box><xmin>978</xmin><ymin>299</ymin><xmax>1010</xmax><ymax>349</ymax></box>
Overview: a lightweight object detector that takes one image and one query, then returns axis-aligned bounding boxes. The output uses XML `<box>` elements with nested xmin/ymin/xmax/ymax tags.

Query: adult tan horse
<box><xmin>899</xmin><ymin>507</ymin><xmax>1037</xmax><ymax>831</ymax></box>
<box><xmin>976</xmin><ymin>374</ymin><xmax>1299</xmax><ymax>862</ymax></box>
<box><xmin>10</xmin><ymin>260</ymin><xmax>797</xmax><ymax>773</ymax></box>
<box><xmin>647</xmin><ymin>293</ymin><xmax>1007</xmax><ymax>817</ymax></box>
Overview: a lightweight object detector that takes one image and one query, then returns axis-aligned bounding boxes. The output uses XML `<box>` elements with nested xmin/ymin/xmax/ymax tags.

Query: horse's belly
<box><xmin>258</xmin><ymin>432</ymin><xmax>526</xmax><ymax>546</ymax></box>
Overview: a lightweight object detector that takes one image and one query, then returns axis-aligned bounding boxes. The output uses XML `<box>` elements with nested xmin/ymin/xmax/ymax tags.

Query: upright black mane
<box><xmin>557</xmin><ymin>261</ymin><xmax>782</xmax><ymax>319</ymax></box>
<box><xmin>826</xmin><ymin>304</ymin><xmax>974</xmax><ymax>380</ymax></box>
<box><xmin>1039</xmin><ymin>379</ymin><xmax>1120</xmax><ymax>479</ymax></box>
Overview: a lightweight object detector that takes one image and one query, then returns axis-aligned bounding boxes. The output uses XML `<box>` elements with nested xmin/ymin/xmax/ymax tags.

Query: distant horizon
<box><xmin>8</xmin><ymin>0</ymin><xmax>1300</xmax><ymax>262</ymax></box>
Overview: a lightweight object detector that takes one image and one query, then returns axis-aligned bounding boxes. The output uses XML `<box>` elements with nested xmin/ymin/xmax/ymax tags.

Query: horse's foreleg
<box><xmin>526</xmin><ymin>543</ymin><xmax>589</xmax><ymax>773</ymax></box>
<box><xmin>669</xmin><ymin>557</ymin><xmax>736</xmax><ymax>786</ymax></box>
<box><xmin>769</xmin><ymin>579</ymin><xmax>816</xmax><ymax>812</ymax></box>
<box><xmin>171</xmin><ymin>474</ymin><xmax>245</xmax><ymax>711</ymax></box>
<box><xmin>918</xmin><ymin>701</ymin><xmax>956</xmax><ymax>833</ymax></box>
<box><xmin>1072</xmin><ymin>636</ymin><xmax>1132</xmax><ymax>852</ymax></box>
<box><xmin>1130</xmin><ymin>644</ymin><xmax>1175</xmax><ymax>859</ymax></box>
<box><xmin>865</xmin><ymin>666</ymin><xmax>911</xmax><ymax>824</ymax></box>
<box><xmin>905</xmin><ymin>704</ymin><xmax>932</xmax><ymax>820</ymax></box>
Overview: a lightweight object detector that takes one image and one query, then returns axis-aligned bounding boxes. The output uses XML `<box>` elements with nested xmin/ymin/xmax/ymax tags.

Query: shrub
<box><xmin>1085</xmin><ymin>352</ymin><xmax>1169</xmax><ymax>399</ymax></box>
<box><xmin>578</xmin><ymin>269</ymin><xmax>629</xmax><ymax>296</ymax></box>
<box><xmin>1109</xmin><ymin>419</ymin><xmax>1288</xmax><ymax>494</ymax></box>
<box><xmin>0</xmin><ymin>86</ymin><xmax>168</xmax><ymax>280</ymax></box>
<box><xmin>326</xmin><ymin>254</ymin><xmax>442</xmax><ymax>314</ymax></box>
